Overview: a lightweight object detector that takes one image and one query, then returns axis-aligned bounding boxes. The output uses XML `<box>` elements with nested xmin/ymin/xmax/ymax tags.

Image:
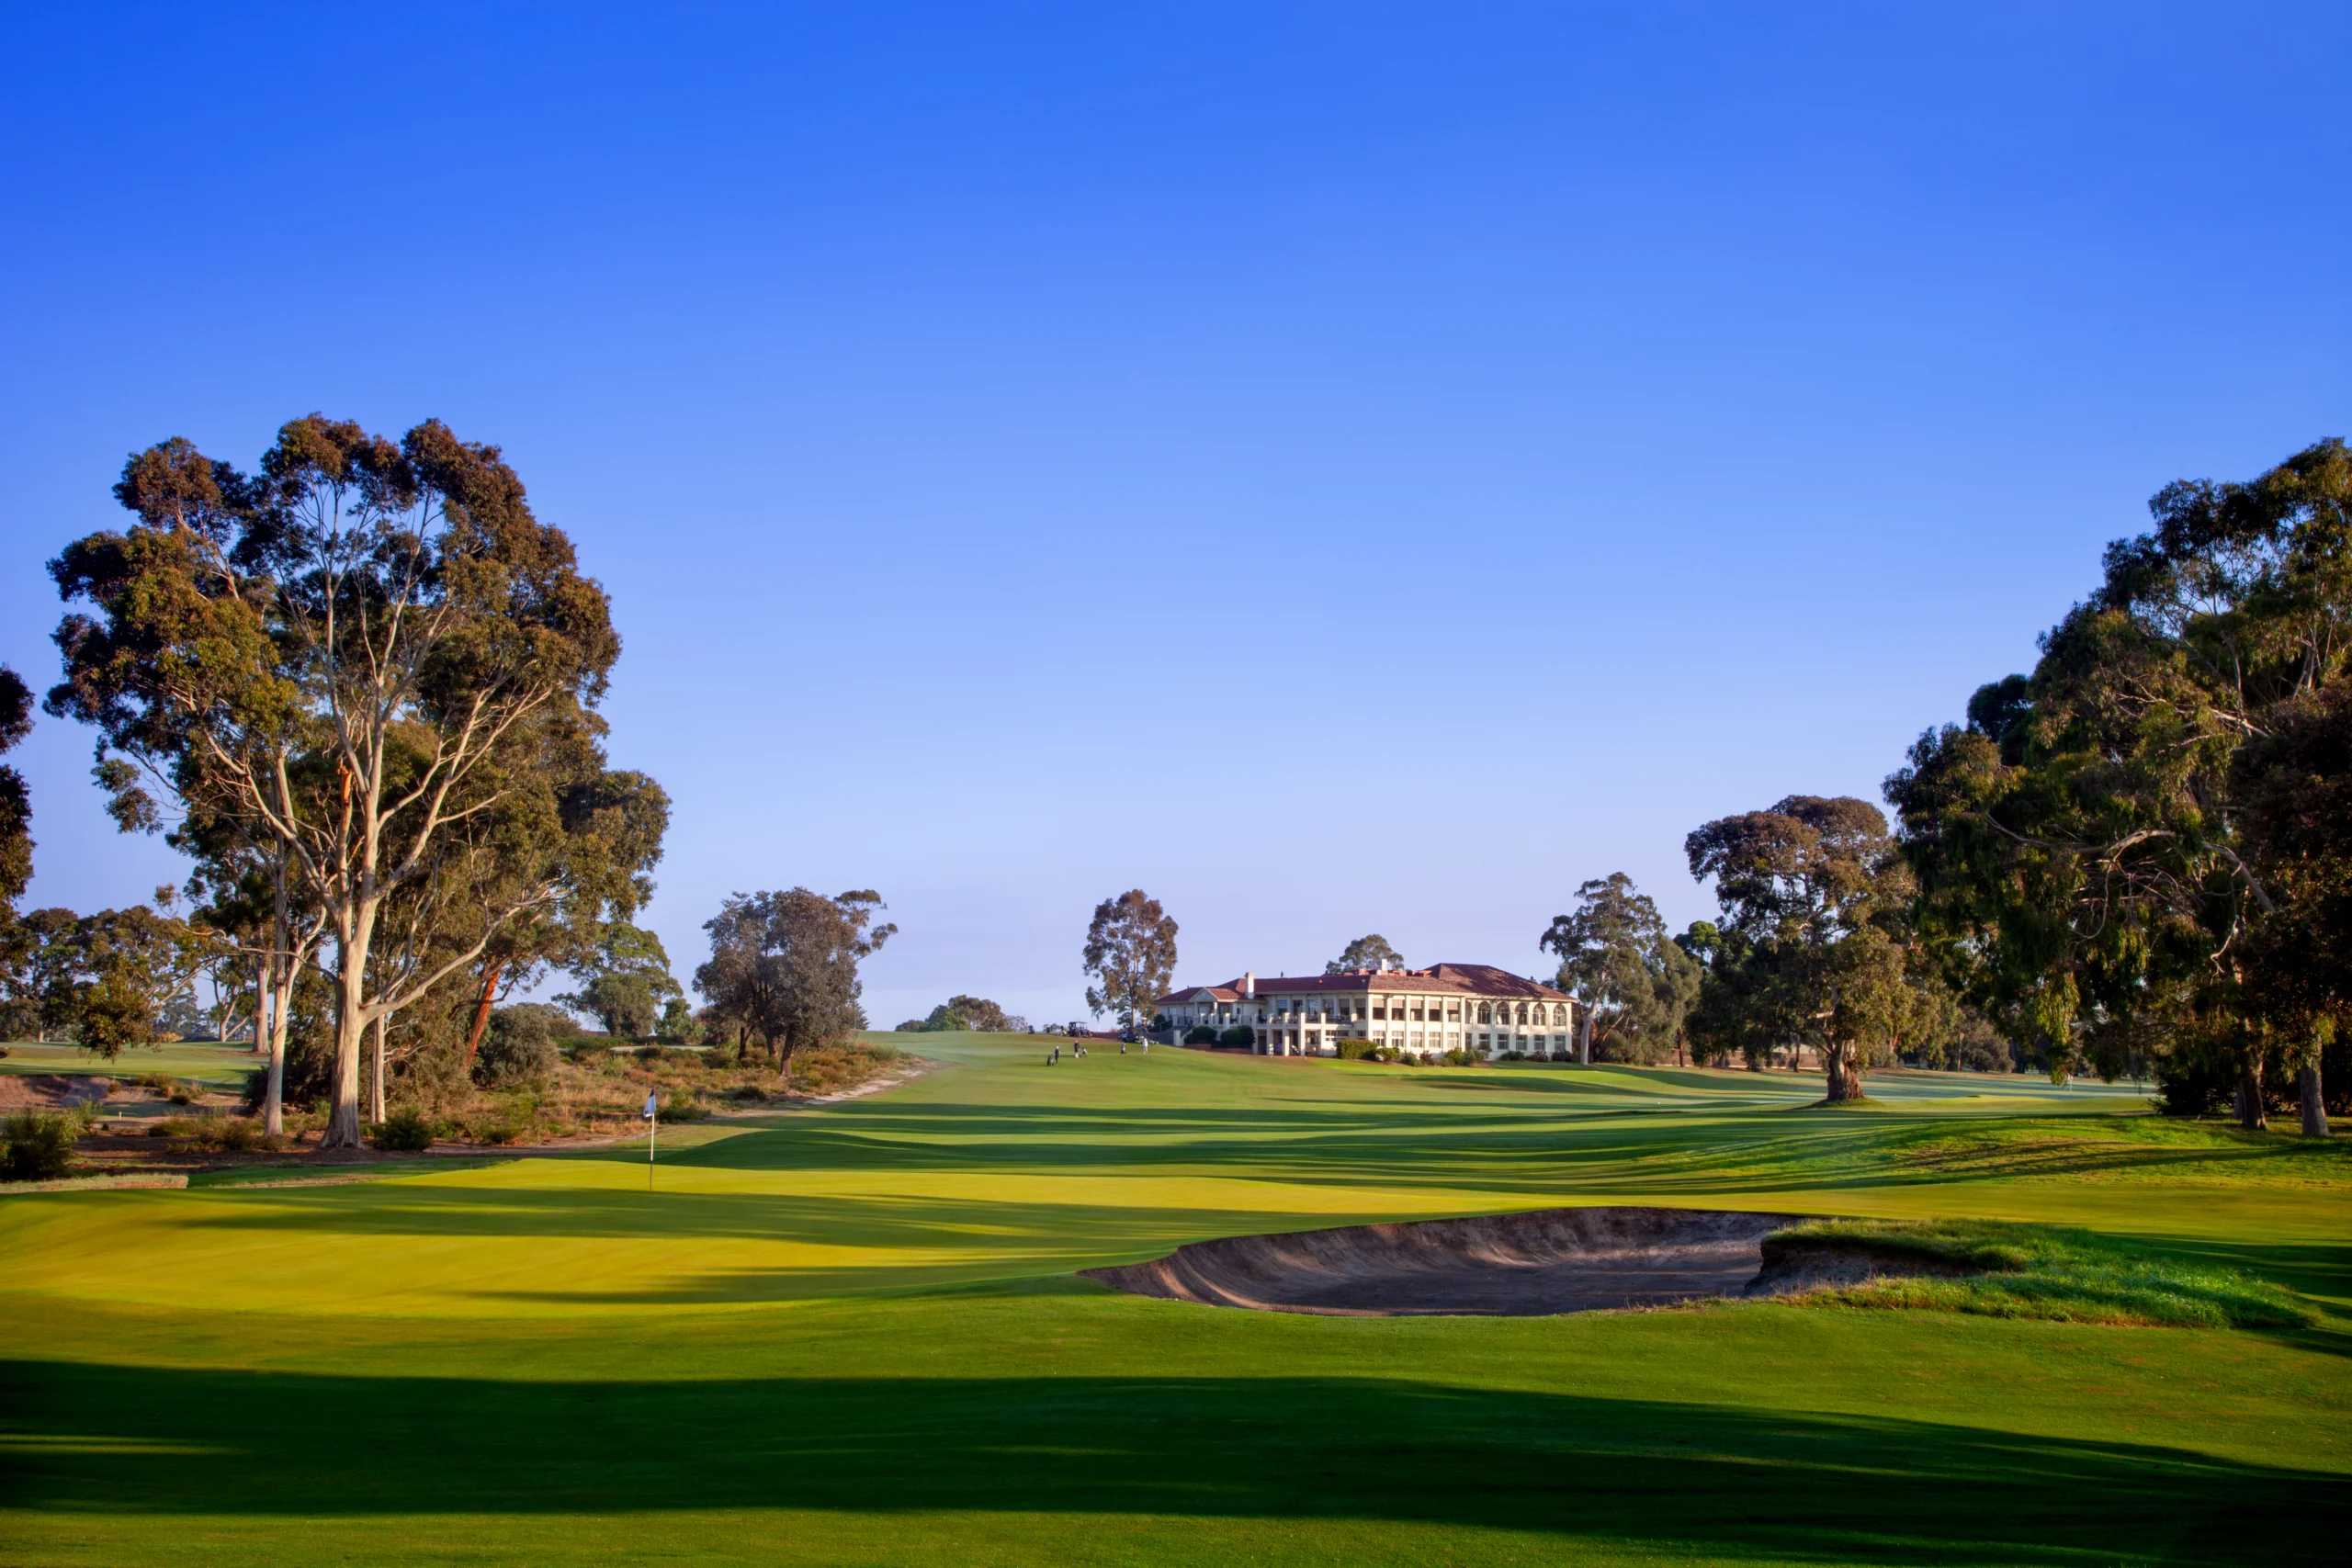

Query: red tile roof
<box><xmin>1156</xmin><ymin>964</ymin><xmax>1573</xmax><ymax>1009</ymax></box>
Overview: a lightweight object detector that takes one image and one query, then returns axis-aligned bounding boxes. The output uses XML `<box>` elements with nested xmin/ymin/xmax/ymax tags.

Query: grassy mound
<box><xmin>1762</xmin><ymin>1217</ymin><xmax>2318</xmax><ymax>1329</ymax></box>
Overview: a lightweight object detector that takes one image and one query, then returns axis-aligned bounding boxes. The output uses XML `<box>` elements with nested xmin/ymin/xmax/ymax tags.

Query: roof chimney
<box><xmin>1241</xmin><ymin>971</ymin><xmax>1256</xmax><ymax>998</ymax></box>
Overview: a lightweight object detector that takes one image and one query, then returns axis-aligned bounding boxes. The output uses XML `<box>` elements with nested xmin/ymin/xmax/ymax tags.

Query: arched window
<box><xmin>1513</xmin><ymin>1003</ymin><xmax>1526</xmax><ymax>1024</ymax></box>
<box><xmin>1476</xmin><ymin>1003</ymin><xmax>1492</xmax><ymax>1024</ymax></box>
<box><xmin>1553</xmin><ymin>1004</ymin><xmax>1566</xmax><ymax>1026</ymax></box>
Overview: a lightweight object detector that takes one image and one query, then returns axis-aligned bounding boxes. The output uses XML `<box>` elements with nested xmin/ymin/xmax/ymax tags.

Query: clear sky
<box><xmin>3</xmin><ymin>4</ymin><xmax>2346</xmax><ymax>1029</ymax></box>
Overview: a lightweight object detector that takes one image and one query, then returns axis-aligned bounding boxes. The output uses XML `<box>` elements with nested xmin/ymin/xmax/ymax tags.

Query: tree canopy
<box><xmin>695</xmin><ymin>889</ymin><xmax>895</xmax><ymax>1067</ymax></box>
<box><xmin>1326</xmin><ymin>934</ymin><xmax>1403</xmax><ymax>975</ymax></box>
<box><xmin>1685</xmin><ymin>796</ymin><xmax>1929</xmax><ymax>1100</ymax></box>
<box><xmin>1887</xmin><ymin>438</ymin><xmax>2351</xmax><ymax>1128</ymax></box>
<box><xmin>1082</xmin><ymin>890</ymin><xmax>1178</xmax><ymax>1030</ymax></box>
<box><xmin>1537</xmin><ymin>874</ymin><xmax>1694</xmax><ymax>1064</ymax></box>
<box><xmin>46</xmin><ymin>417</ymin><xmax>652</xmax><ymax>1145</ymax></box>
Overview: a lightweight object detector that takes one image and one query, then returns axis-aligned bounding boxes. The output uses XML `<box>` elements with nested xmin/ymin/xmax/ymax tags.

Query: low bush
<box><xmin>466</xmin><ymin>1112</ymin><xmax>528</xmax><ymax>1146</ymax></box>
<box><xmin>2</xmin><ymin>1111</ymin><xmax>77</xmax><ymax>1181</ymax></box>
<box><xmin>658</xmin><ymin>1091</ymin><xmax>709</xmax><ymax>1122</ymax></box>
<box><xmin>1334</xmin><ymin>1038</ymin><xmax>1379</xmax><ymax>1060</ymax></box>
<box><xmin>570</xmin><ymin>1044</ymin><xmax>609</xmax><ymax>1070</ymax></box>
<box><xmin>1217</xmin><ymin>1025</ymin><xmax>1257</xmax><ymax>1049</ymax></box>
<box><xmin>145</xmin><ymin>1114</ymin><xmax>284</xmax><ymax>1153</ymax></box>
<box><xmin>1441</xmin><ymin>1048</ymin><xmax>1476</xmax><ymax>1066</ymax></box>
<box><xmin>636</xmin><ymin>1045</ymin><xmax>671</xmax><ymax>1068</ymax></box>
<box><xmin>368</xmin><ymin>1106</ymin><xmax>439</xmax><ymax>1152</ymax></box>
<box><xmin>2154</xmin><ymin>1056</ymin><xmax>2237</xmax><ymax>1118</ymax></box>
<box><xmin>1183</xmin><ymin>1025</ymin><xmax>1221</xmax><ymax>1045</ymax></box>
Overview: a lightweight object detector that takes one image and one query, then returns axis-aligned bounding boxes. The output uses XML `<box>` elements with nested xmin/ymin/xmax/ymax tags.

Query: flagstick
<box><xmin>648</xmin><ymin>1108</ymin><xmax>656</xmax><ymax>1190</ymax></box>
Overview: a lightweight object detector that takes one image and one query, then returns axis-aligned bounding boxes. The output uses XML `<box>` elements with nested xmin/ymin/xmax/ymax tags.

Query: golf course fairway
<box><xmin>4</xmin><ymin>1033</ymin><xmax>2347</xmax><ymax>1565</ymax></box>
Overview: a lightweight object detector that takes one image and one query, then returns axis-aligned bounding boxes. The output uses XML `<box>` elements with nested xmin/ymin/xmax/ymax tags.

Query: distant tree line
<box><xmin>895</xmin><ymin>995</ymin><xmax>1029</xmax><ymax>1033</ymax></box>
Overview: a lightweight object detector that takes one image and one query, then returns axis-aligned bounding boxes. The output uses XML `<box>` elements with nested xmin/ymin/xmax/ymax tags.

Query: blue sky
<box><xmin>3</xmin><ymin>4</ymin><xmax>2346</xmax><ymax>1028</ymax></box>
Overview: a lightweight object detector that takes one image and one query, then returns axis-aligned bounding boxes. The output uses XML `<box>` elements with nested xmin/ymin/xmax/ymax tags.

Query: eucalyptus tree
<box><xmin>557</xmin><ymin>920</ymin><xmax>682</xmax><ymax>1039</ymax></box>
<box><xmin>1326</xmin><ymin>934</ymin><xmax>1402</xmax><ymax>975</ymax></box>
<box><xmin>1887</xmin><ymin>438</ymin><xmax>2351</xmax><ymax>1128</ymax></box>
<box><xmin>0</xmin><ymin>667</ymin><xmax>37</xmax><ymax>1039</ymax></box>
<box><xmin>1081</xmin><ymin>890</ymin><xmax>1178</xmax><ymax>1032</ymax></box>
<box><xmin>0</xmin><ymin>667</ymin><xmax>31</xmax><ymax>922</ymax></box>
<box><xmin>695</xmin><ymin>889</ymin><xmax>895</xmax><ymax>1067</ymax></box>
<box><xmin>1685</xmin><ymin>796</ymin><xmax>1924</xmax><ymax>1101</ymax></box>
<box><xmin>1540</xmin><ymin>873</ymin><xmax>1670</xmax><ymax>1061</ymax></box>
<box><xmin>49</xmin><ymin>417</ymin><xmax>631</xmax><ymax>1146</ymax></box>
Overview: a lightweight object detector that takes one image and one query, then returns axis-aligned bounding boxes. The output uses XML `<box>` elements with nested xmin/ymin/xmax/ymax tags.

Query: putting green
<box><xmin>4</xmin><ymin>1034</ymin><xmax>2346</xmax><ymax>1564</ymax></box>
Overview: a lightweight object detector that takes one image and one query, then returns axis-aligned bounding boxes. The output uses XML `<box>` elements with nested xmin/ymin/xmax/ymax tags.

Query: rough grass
<box><xmin>1764</xmin><ymin>1216</ymin><xmax>2322</xmax><ymax>1328</ymax></box>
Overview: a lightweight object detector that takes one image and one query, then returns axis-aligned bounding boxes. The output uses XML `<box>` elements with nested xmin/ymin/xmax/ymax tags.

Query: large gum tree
<box><xmin>1886</xmin><ymin>438</ymin><xmax>2350</xmax><ymax>1128</ymax></box>
<box><xmin>50</xmin><ymin>416</ymin><xmax>625</xmax><ymax>1145</ymax></box>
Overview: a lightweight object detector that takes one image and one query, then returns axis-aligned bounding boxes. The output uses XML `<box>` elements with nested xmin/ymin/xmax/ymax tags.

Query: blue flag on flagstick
<box><xmin>642</xmin><ymin>1092</ymin><xmax>657</xmax><ymax>1120</ymax></box>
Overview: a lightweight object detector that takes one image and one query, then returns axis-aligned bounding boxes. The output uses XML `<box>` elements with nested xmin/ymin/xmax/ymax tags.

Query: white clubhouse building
<box><xmin>1154</xmin><ymin>962</ymin><xmax>1584</xmax><ymax>1059</ymax></box>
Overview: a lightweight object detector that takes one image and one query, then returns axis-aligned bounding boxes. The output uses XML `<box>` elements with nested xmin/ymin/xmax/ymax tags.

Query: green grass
<box><xmin>2</xmin><ymin>1033</ymin><xmax>2346</xmax><ymax>1565</ymax></box>
<box><xmin>0</xmin><ymin>1037</ymin><xmax>262</xmax><ymax>1088</ymax></box>
<box><xmin>1761</xmin><ymin>1216</ymin><xmax>2324</xmax><ymax>1328</ymax></box>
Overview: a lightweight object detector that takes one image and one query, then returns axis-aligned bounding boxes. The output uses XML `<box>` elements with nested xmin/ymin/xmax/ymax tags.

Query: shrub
<box><xmin>1217</xmin><ymin>1025</ymin><xmax>1257</xmax><ymax>1049</ymax></box>
<box><xmin>571</xmin><ymin>1044</ymin><xmax>609</xmax><ymax>1070</ymax></box>
<box><xmin>2</xmin><ymin>1111</ymin><xmax>77</xmax><ymax>1181</ymax></box>
<box><xmin>466</xmin><ymin>1111</ymin><xmax>528</xmax><ymax>1146</ymax></box>
<box><xmin>368</xmin><ymin>1106</ymin><xmax>438</xmax><ymax>1152</ymax></box>
<box><xmin>701</xmin><ymin>1039</ymin><xmax>738</xmax><ymax>1069</ymax></box>
<box><xmin>1183</xmin><ymin>1024</ymin><xmax>1221</xmax><ymax>1045</ymax></box>
<box><xmin>1335</xmin><ymin>1038</ymin><xmax>1379</xmax><ymax>1060</ymax></box>
<box><xmin>659</xmin><ymin>1091</ymin><xmax>708</xmax><ymax>1121</ymax></box>
<box><xmin>150</xmin><ymin>1114</ymin><xmax>277</xmax><ymax>1152</ymax></box>
<box><xmin>476</xmin><ymin>1007</ymin><xmax>558</xmax><ymax>1088</ymax></box>
<box><xmin>636</xmin><ymin>1045</ymin><xmax>671</xmax><ymax>1068</ymax></box>
<box><xmin>1442</xmin><ymin>1048</ymin><xmax>1475</xmax><ymax>1066</ymax></box>
<box><xmin>198</xmin><ymin>1115</ymin><xmax>263</xmax><ymax>1151</ymax></box>
<box><xmin>2154</xmin><ymin>1056</ymin><xmax>2236</xmax><ymax>1118</ymax></box>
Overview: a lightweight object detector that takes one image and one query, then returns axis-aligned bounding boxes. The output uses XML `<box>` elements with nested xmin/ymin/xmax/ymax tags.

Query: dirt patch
<box><xmin>0</xmin><ymin>1075</ymin><xmax>118</xmax><ymax>1111</ymax></box>
<box><xmin>1083</xmin><ymin>1206</ymin><xmax>1819</xmax><ymax>1316</ymax></box>
<box><xmin>1744</xmin><ymin>1243</ymin><xmax>1982</xmax><ymax>1298</ymax></box>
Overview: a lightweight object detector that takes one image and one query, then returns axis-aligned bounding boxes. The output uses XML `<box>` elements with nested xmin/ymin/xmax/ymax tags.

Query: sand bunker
<box><xmin>1082</xmin><ymin>1206</ymin><xmax>1813</xmax><ymax>1316</ymax></box>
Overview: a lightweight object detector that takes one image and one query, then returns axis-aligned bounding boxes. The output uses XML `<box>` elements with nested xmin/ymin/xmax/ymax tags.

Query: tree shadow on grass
<box><xmin>627</xmin><ymin>1100</ymin><xmax>2346</xmax><ymax>1201</ymax></box>
<box><xmin>2</xmin><ymin>1359</ymin><xmax>2342</xmax><ymax>1564</ymax></box>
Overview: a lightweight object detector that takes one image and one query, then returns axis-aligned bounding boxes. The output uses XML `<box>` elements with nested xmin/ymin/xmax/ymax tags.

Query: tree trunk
<box><xmin>252</xmin><ymin>957</ymin><xmax>268</xmax><ymax>1055</ymax></box>
<box><xmin>323</xmin><ymin>910</ymin><xmax>377</xmax><ymax>1150</ymax></box>
<box><xmin>368</xmin><ymin>1012</ymin><xmax>389</xmax><ymax>1122</ymax></box>
<box><xmin>261</xmin><ymin>874</ymin><xmax>290</xmax><ymax>1136</ymax></box>
<box><xmin>461</xmin><ymin>957</ymin><xmax>504</xmax><ymax>1071</ymax></box>
<box><xmin>2300</xmin><ymin>1062</ymin><xmax>2329</xmax><ymax>1138</ymax></box>
<box><xmin>1824</xmin><ymin>1044</ymin><xmax>1862</xmax><ymax>1102</ymax></box>
<box><xmin>2234</xmin><ymin>1055</ymin><xmax>2267</xmax><ymax>1131</ymax></box>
